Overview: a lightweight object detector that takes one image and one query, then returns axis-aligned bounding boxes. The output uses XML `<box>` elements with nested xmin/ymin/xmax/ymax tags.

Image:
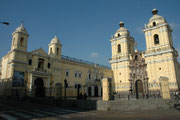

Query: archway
<box><xmin>88</xmin><ymin>87</ymin><xmax>91</xmax><ymax>97</ymax></box>
<box><xmin>94</xmin><ymin>86</ymin><xmax>99</xmax><ymax>97</ymax></box>
<box><xmin>135</xmin><ymin>80</ymin><xmax>143</xmax><ymax>99</ymax></box>
<box><xmin>34</xmin><ymin>77</ymin><xmax>45</xmax><ymax>97</ymax></box>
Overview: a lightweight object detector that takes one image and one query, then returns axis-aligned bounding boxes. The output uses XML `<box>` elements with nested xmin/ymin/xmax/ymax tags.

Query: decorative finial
<box><xmin>119</xmin><ymin>21</ymin><xmax>124</xmax><ymax>27</ymax></box>
<box><xmin>20</xmin><ymin>20</ymin><xmax>24</xmax><ymax>27</ymax></box>
<box><xmin>152</xmin><ymin>8</ymin><xmax>158</xmax><ymax>15</ymax></box>
<box><xmin>134</xmin><ymin>42</ymin><xmax>137</xmax><ymax>50</ymax></box>
<box><xmin>55</xmin><ymin>33</ymin><xmax>58</xmax><ymax>38</ymax></box>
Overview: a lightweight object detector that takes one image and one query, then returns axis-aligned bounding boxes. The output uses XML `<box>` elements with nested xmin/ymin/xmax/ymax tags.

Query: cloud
<box><xmin>135</xmin><ymin>26</ymin><xmax>144</xmax><ymax>34</ymax></box>
<box><xmin>169</xmin><ymin>23</ymin><xmax>179</xmax><ymax>29</ymax></box>
<box><xmin>90</xmin><ymin>52</ymin><xmax>99</xmax><ymax>58</ymax></box>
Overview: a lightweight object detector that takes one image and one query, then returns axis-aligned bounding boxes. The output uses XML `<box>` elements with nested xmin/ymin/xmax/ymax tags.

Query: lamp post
<box><xmin>0</xmin><ymin>22</ymin><xmax>9</xmax><ymax>25</ymax></box>
<box><xmin>64</xmin><ymin>79</ymin><xmax>68</xmax><ymax>100</ymax></box>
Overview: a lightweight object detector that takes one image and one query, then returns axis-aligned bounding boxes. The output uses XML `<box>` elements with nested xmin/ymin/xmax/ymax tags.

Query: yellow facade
<box><xmin>0</xmin><ymin>24</ymin><xmax>113</xmax><ymax>98</ymax></box>
<box><xmin>110</xmin><ymin>9</ymin><xmax>180</xmax><ymax>97</ymax></box>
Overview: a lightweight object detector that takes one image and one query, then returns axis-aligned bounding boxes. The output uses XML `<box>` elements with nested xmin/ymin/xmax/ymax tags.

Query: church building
<box><xmin>0</xmin><ymin>24</ymin><xmax>113</xmax><ymax>98</ymax></box>
<box><xmin>110</xmin><ymin>9</ymin><xmax>180</xmax><ymax>98</ymax></box>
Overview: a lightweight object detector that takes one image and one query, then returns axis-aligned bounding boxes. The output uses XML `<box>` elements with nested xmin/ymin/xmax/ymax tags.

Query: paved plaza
<box><xmin>0</xmin><ymin>98</ymin><xmax>179</xmax><ymax>120</ymax></box>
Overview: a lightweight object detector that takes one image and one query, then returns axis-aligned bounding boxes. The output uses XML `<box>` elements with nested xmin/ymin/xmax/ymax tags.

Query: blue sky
<box><xmin>1</xmin><ymin>0</ymin><xmax>180</xmax><ymax>66</ymax></box>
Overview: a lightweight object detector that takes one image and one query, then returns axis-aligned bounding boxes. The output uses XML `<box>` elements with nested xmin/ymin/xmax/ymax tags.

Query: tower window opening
<box><xmin>20</xmin><ymin>37</ymin><xmax>24</xmax><ymax>46</ymax></box>
<box><xmin>154</xmin><ymin>34</ymin><xmax>160</xmax><ymax>44</ymax></box>
<box><xmin>50</xmin><ymin>48</ymin><xmax>52</xmax><ymax>54</ymax></box>
<box><xmin>117</xmin><ymin>44</ymin><xmax>121</xmax><ymax>53</ymax></box>
<box><xmin>153</xmin><ymin>22</ymin><xmax>156</xmax><ymax>27</ymax></box>
<box><xmin>117</xmin><ymin>33</ymin><xmax>120</xmax><ymax>37</ymax></box>
<box><xmin>57</xmin><ymin>47</ymin><xmax>59</xmax><ymax>55</ymax></box>
<box><xmin>28</xmin><ymin>59</ymin><xmax>32</xmax><ymax>65</ymax></box>
<box><xmin>135</xmin><ymin>55</ymin><xmax>138</xmax><ymax>61</ymax></box>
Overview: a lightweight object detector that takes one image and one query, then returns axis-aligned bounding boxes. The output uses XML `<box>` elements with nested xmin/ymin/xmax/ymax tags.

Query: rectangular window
<box><xmin>66</xmin><ymin>71</ymin><xmax>69</xmax><ymax>77</ymax></box>
<box><xmin>48</xmin><ymin>63</ymin><xmax>50</xmax><ymax>68</ymax></box>
<box><xmin>75</xmin><ymin>72</ymin><xmax>77</xmax><ymax>78</ymax></box>
<box><xmin>38</xmin><ymin>58</ymin><xmax>44</xmax><ymax>70</ymax></box>
<box><xmin>89</xmin><ymin>73</ymin><xmax>91</xmax><ymax>80</ymax></box>
<box><xmin>79</xmin><ymin>73</ymin><xmax>82</xmax><ymax>78</ymax></box>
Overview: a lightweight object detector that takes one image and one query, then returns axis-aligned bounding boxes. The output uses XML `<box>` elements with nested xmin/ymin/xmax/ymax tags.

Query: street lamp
<box><xmin>64</xmin><ymin>79</ymin><xmax>68</xmax><ymax>100</ymax></box>
<box><xmin>0</xmin><ymin>22</ymin><xmax>9</xmax><ymax>25</ymax></box>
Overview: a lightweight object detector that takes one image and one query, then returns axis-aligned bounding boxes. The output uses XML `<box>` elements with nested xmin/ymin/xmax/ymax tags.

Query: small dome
<box><xmin>148</xmin><ymin>9</ymin><xmax>166</xmax><ymax>27</ymax></box>
<box><xmin>14</xmin><ymin>24</ymin><xmax>28</xmax><ymax>34</ymax></box>
<box><xmin>119</xmin><ymin>21</ymin><xmax>124</xmax><ymax>27</ymax></box>
<box><xmin>152</xmin><ymin>8</ymin><xmax>158</xmax><ymax>15</ymax></box>
<box><xmin>51</xmin><ymin>35</ymin><xmax>60</xmax><ymax>44</ymax></box>
<box><xmin>115</xmin><ymin>21</ymin><xmax>129</xmax><ymax>37</ymax></box>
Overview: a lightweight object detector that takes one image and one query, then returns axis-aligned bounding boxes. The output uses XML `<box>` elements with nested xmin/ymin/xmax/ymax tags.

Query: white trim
<box><xmin>112</xmin><ymin>65</ymin><xmax>129</xmax><ymax>69</ymax></box>
<box><xmin>109</xmin><ymin>57</ymin><xmax>129</xmax><ymax>64</ymax></box>
<box><xmin>146</xmin><ymin>58</ymin><xmax>174</xmax><ymax>64</ymax></box>
<box><xmin>144</xmin><ymin>49</ymin><xmax>173</xmax><ymax>57</ymax></box>
<box><xmin>143</xmin><ymin>23</ymin><xmax>168</xmax><ymax>32</ymax></box>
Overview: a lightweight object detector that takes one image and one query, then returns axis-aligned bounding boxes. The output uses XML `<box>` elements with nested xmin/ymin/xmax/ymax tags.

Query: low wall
<box><xmin>97</xmin><ymin>99</ymin><xmax>174</xmax><ymax>111</ymax></box>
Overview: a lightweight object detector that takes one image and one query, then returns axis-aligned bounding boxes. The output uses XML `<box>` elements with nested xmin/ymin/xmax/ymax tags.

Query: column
<box><xmin>91</xmin><ymin>86</ymin><xmax>94</xmax><ymax>96</ymax></box>
<box><xmin>102</xmin><ymin>78</ymin><xmax>112</xmax><ymax>101</ymax></box>
<box><xmin>98</xmin><ymin>86</ymin><xmax>101</xmax><ymax>96</ymax></box>
<box><xmin>28</xmin><ymin>73</ymin><xmax>33</xmax><ymax>96</ymax></box>
<box><xmin>159</xmin><ymin>77</ymin><xmax>170</xmax><ymax>99</ymax></box>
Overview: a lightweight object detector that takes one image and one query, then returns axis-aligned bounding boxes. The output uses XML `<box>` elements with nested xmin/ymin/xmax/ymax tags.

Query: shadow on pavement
<box><xmin>0</xmin><ymin>97</ymin><xmax>97</xmax><ymax>120</ymax></box>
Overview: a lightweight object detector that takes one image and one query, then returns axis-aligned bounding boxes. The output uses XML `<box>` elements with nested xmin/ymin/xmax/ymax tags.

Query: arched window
<box><xmin>20</xmin><ymin>37</ymin><xmax>24</xmax><ymax>46</ymax></box>
<box><xmin>57</xmin><ymin>47</ymin><xmax>59</xmax><ymax>55</ymax></box>
<box><xmin>117</xmin><ymin>44</ymin><xmax>121</xmax><ymax>53</ymax></box>
<box><xmin>154</xmin><ymin>34</ymin><xmax>160</xmax><ymax>44</ymax></box>
<box><xmin>153</xmin><ymin>22</ymin><xmax>156</xmax><ymax>27</ymax></box>
<box><xmin>117</xmin><ymin>33</ymin><xmax>120</xmax><ymax>37</ymax></box>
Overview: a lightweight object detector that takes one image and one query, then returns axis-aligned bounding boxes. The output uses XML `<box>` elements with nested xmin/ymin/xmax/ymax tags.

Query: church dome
<box><xmin>115</xmin><ymin>21</ymin><xmax>129</xmax><ymax>37</ymax></box>
<box><xmin>14</xmin><ymin>24</ymin><xmax>28</xmax><ymax>34</ymax></box>
<box><xmin>51</xmin><ymin>35</ymin><xmax>61</xmax><ymax>44</ymax></box>
<box><xmin>148</xmin><ymin>9</ymin><xmax>166</xmax><ymax>27</ymax></box>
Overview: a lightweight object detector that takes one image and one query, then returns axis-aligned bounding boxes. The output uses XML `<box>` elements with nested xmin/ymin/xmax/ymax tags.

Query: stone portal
<box><xmin>34</xmin><ymin>77</ymin><xmax>45</xmax><ymax>97</ymax></box>
<box><xmin>135</xmin><ymin>80</ymin><xmax>143</xmax><ymax>99</ymax></box>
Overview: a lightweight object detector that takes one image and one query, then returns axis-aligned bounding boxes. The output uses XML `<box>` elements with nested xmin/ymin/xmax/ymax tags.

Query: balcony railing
<box><xmin>61</xmin><ymin>55</ymin><xmax>111</xmax><ymax>69</ymax></box>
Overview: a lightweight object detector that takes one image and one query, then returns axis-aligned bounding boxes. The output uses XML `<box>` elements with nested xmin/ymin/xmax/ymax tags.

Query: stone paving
<box><xmin>0</xmin><ymin>98</ymin><xmax>179</xmax><ymax>120</ymax></box>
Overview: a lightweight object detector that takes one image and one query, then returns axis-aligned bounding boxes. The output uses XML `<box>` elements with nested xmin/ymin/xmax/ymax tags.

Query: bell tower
<box><xmin>48</xmin><ymin>35</ymin><xmax>62</xmax><ymax>59</ymax></box>
<box><xmin>110</xmin><ymin>21</ymin><xmax>135</xmax><ymax>93</ymax></box>
<box><xmin>144</xmin><ymin>9</ymin><xmax>173</xmax><ymax>53</ymax></box>
<box><xmin>144</xmin><ymin>9</ymin><xmax>180</xmax><ymax>94</ymax></box>
<box><xmin>110</xmin><ymin>22</ymin><xmax>135</xmax><ymax>59</ymax></box>
<box><xmin>11</xmin><ymin>24</ymin><xmax>29</xmax><ymax>52</ymax></box>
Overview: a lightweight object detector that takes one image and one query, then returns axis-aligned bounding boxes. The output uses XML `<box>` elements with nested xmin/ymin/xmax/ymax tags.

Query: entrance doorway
<box><xmin>88</xmin><ymin>87</ymin><xmax>91</xmax><ymax>97</ymax></box>
<box><xmin>34</xmin><ymin>77</ymin><xmax>45</xmax><ymax>97</ymax></box>
<box><xmin>94</xmin><ymin>86</ymin><xmax>98</xmax><ymax>97</ymax></box>
<box><xmin>135</xmin><ymin>80</ymin><xmax>143</xmax><ymax>99</ymax></box>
